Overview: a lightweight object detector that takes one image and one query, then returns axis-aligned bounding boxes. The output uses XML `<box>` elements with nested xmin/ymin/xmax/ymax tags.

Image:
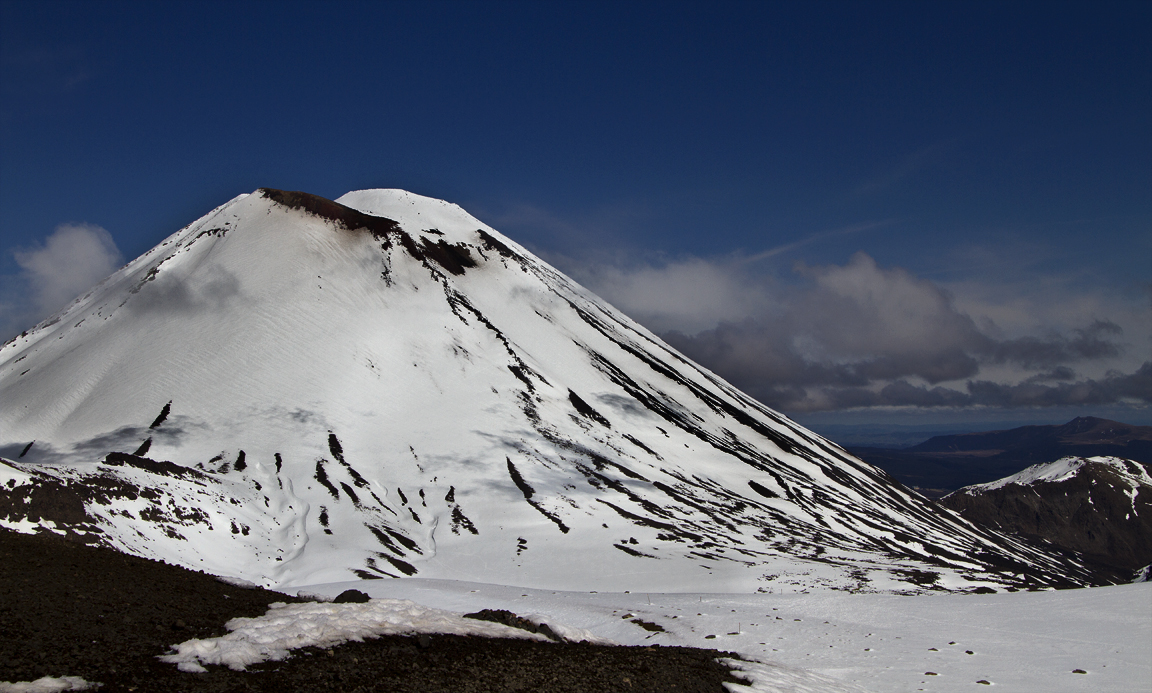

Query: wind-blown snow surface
<box><xmin>0</xmin><ymin>188</ymin><xmax>1091</xmax><ymax>593</ymax></box>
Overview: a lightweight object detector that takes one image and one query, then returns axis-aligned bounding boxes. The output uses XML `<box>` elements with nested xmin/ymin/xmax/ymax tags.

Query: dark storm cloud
<box><xmin>726</xmin><ymin>364</ymin><xmax>1151</xmax><ymax>413</ymax></box>
<box><xmin>966</xmin><ymin>363</ymin><xmax>1152</xmax><ymax>408</ymax></box>
<box><xmin>665</xmin><ymin>314</ymin><xmax>1126</xmax><ymax>404</ymax></box>
<box><xmin>635</xmin><ymin>252</ymin><xmax>1143</xmax><ymax>413</ymax></box>
<box><xmin>991</xmin><ymin>320</ymin><xmax>1123</xmax><ymax>368</ymax></box>
<box><xmin>1023</xmin><ymin>367</ymin><xmax>1078</xmax><ymax>384</ymax></box>
<box><xmin>878</xmin><ymin>381</ymin><xmax>975</xmax><ymax>408</ymax></box>
<box><xmin>666</xmin><ymin>318</ymin><xmax>1140</xmax><ymax>413</ymax></box>
<box><xmin>657</xmin><ymin>253</ymin><xmax>986</xmax><ymax>393</ymax></box>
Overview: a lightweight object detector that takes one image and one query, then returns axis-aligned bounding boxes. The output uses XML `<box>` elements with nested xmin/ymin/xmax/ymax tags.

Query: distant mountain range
<box><xmin>849</xmin><ymin>417</ymin><xmax>1152</xmax><ymax>497</ymax></box>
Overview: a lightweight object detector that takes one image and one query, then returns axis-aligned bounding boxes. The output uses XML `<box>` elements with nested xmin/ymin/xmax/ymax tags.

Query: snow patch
<box><xmin>959</xmin><ymin>456</ymin><xmax>1150</xmax><ymax>493</ymax></box>
<box><xmin>520</xmin><ymin>613</ymin><xmax>614</xmax><ymax>645</ymax></box>
<box><xmin>0</xmin><ymin>677</ymin><xmax>96</xmax><ymax>693</ymax></box>
<box><xmin>158</xmin><ymin>597</ymin><xmax>590</xmax><ymax>672</ymax></box>
<box><xmin>970</xmin><ymin>457</ymin><xmax>1089</xmax><ymax>490</ymax></box>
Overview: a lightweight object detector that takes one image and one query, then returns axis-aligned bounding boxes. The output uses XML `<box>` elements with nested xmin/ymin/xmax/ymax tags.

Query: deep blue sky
<box><xmin>2</xmin><ymin>0</ymin><xmax>1149</xmax><ymax>429</ymax></box>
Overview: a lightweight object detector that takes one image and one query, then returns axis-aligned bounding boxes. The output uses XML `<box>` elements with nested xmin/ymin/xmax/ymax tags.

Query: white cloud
<box><xmin>562</xmin><ymin>249</ymin><xmax>1149</xmax><ymax>414</ymax></box>
<box><xmin>561</xmin><ymin>256</ymin><xmax>776</xmax><ymax>335</ymax></box>
<box><xmin>3</xmin><ymin>223</ymin><xmax>122</xmax><ymax>337</ymax></box>
<box><xmin>794</xmin><ymin>251</ymin><xmax>989</xmax><ymax>364</ymax></box>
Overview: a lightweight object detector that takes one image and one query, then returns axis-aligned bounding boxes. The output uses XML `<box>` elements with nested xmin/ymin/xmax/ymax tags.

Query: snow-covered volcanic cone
<box><xmin>0</xmin><ymin>189</ymin><xmax>1093</xmax><ymax>592</ymax></box>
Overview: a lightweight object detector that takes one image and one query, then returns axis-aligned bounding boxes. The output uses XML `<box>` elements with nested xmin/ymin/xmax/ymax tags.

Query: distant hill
<box><xmin>800</xmin><ymin>423</ymin><xmax>988</xmax><ymax>449</ymax></box>
<box><xmin>939</xmin><ymin>456</ymin><xmax>1152</xmax><ymax>581</ymax></box>
<box><xmin>849</xmin><ymin>417</ymin><xmax>1152</xmax><ymax>497</ymax></box>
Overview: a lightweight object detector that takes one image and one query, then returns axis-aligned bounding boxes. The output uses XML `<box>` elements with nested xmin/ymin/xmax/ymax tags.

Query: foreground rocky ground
<box><xmin>0</xmin><ymin>530</ymin><xmax>743</xmax><ymax>692</ymax></box>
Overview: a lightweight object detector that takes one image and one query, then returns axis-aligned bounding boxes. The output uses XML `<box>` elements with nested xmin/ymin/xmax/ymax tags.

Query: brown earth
<box><xmin>0</xmin><ymin>529</ymin><xmax>746</xmax><ymax>692</ymax></box>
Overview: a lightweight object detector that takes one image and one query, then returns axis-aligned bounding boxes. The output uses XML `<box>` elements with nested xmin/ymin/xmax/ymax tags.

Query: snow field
<box><xmin>286</xmin><ymin>578</ymin><xmax>1152</xmax><ymax>693</ymax></box>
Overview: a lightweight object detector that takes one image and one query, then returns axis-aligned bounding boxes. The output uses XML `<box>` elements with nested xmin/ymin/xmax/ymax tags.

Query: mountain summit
<box><xmin>0</xmin><ymin>189</ymin><xmax>1095</xmax><ymax>592</ymax></box>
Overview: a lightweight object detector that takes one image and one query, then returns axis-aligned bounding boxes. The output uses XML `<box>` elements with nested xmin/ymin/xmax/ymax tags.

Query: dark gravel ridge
<box><xmin>0</xmin><ymin>529</ymin><xmax>746</xmax><ymax>692</ymax></box>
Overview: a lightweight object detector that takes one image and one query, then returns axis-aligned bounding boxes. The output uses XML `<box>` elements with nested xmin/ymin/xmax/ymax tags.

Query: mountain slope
<box><xmin>940</xmin><ymin>456</ymin><xmax>1152</xmax><ymax>579</ymax></box>
<box><xmin>0</xmin><ymin>188</ymin><xmax>1096</xmax><ymax>593</ymax></box>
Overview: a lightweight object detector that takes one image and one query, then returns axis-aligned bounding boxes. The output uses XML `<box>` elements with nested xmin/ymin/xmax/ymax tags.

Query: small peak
<box><xmin>336</xmin><ymin>189</ymin><xmax>479</xmax><ymax>230</ymax></box>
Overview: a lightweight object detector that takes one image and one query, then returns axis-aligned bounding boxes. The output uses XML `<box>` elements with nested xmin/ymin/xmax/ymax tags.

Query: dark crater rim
<box><xmin>259</xmin><ymin>188</ymin><xmax>402</xmax><ymax>238</ymax></box>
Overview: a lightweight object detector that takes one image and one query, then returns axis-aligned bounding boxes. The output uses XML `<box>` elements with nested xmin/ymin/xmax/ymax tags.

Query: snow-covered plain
<box><xmin>245</xmin><ymin>580</ymin><xmax>1143</xmax><ymax>693</ymax></box>
<box><xmin>154</xmin><ymin>578</ymin><xmax>1151</xmax><ymax>692</ymax></box>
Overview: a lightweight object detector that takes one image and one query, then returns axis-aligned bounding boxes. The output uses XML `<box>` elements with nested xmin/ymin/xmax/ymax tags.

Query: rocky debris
<box><xmin>464</xmin><ymin>608</ymin><xmax>561</xmax><ymax>642</ymax></box>
<box><xmin>629</xmin><ymin>617</ymin><xmax>666</xmax><ymax>633</ymax></box>
<box><xmin>332</xmin><ymin>589</ymin><xmax>371</xmax><ymax>604</ymax></box>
